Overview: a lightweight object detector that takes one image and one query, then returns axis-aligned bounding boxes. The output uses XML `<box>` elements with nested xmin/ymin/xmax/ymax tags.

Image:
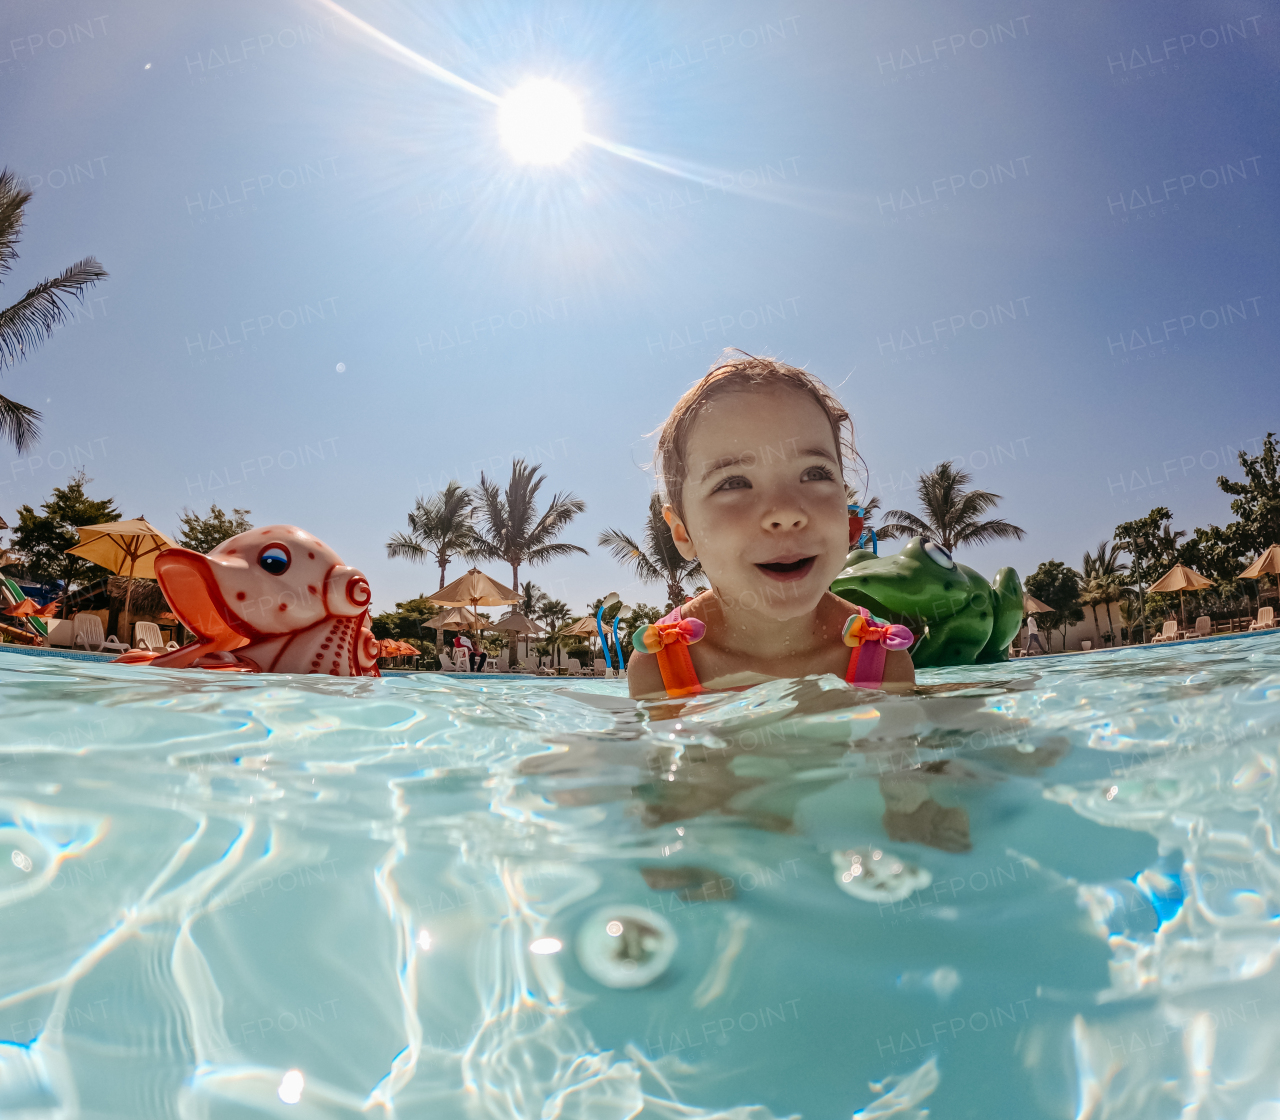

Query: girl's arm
<box><xmin>627</xmin><ymin>650</ymin><xmax>667</xmax><ymax>699</ymax></box>
<box><xmin>881</xmin><ymin>648</ymin><xmax>916</xmax><ymax>690</ymax></box>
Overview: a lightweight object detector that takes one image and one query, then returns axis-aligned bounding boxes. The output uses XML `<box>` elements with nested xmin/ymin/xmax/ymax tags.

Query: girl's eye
<box><xmin>258</xmin><ymin>545</ymin><xmax>291</xmax><ymax>575</ymax></box>
<box><xmin>801</xmin><ymin>465</ymin><xmax>836</xmax><ymax>482</ymax></box>
<box><xmin>712</xmin><ymin>475</ymin><xmax>751</xmax><ymax>493</ymax></box>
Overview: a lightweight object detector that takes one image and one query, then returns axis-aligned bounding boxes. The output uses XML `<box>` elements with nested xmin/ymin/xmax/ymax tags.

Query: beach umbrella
<box><xmin>493</xmin><ymin>610</ymin><xmax>546</xmax><ymax>667</ymax></box>
<box><xmin>428</xmin><ymin>568</ymin><xmax>519</xmax><ymax>641</ymax></box>
<box><xmin>560</xmin><ymin>616</ymin><xmax>601</xmax><ymax>638</ymax></box>
<box><xmin>492</xmin><ymin>610</ymin><xmax>545</xmax><ymax>635</ymax></box>
<box><xmin>1023</xmin><ymin>592</ymin><xmax>1053</xmax><ymax>616</ymax></box>
<box><xmin>1240</xmin><ymin>544</ymin><xmax>1280</xmax><ymax>581</ymax></box>
<box><xmin>421</xmin><ymin>606</ymin><xmax>495</xmax><ymax>632</ymax></box>
<box><xmin>1148</xmin><ymin>562</ymin><xmax>1212</xmax><ymax>629</ymax></box>
<box><xmin>2</xmin><ymin>597</ymin><xmax>40</xmax><ymax>617</ymax></box>
<box><xmin>65</xmin><ymin>517</ymin><xmax>177</xmax><ymax>638</ymax></box>
<box><xmin>429</xmin><ymin>568</ymin><xmax>519</xmax><ymax>610</ymax></box>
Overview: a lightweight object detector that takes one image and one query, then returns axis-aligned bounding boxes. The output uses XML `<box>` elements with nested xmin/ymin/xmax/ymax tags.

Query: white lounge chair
<box><xmin>442</xmin><ymin>648</ymin><xmax>469</xmax><ymax>672</ymax></box>
<box><xmin>566</xmin><ymin>657</ymin><xmax>583</xmax><ymax>676</ymax></box>
<box><xmin>1251</xmin><ymin>606</ymin><xmax>1276</xmax><ymax>630</ymax></box>
<box><xmin>1189</xmin><ymin>616</ymin><xmax>1211</xmax><ymax>638</ymax></box>
<box><xmin>72</xmin><ymin>613</ymin><xmax>129</xmax><ymax>654</ymax></box>
<box><xmin>1149</xmin><ymin>621</ymin><xmax>1178</xmax><ymax>643</ymax></box>
<box><xmin>134</xmin><ymin>621</ymin><xmax>178</xmax><ymax>653</ymax></box>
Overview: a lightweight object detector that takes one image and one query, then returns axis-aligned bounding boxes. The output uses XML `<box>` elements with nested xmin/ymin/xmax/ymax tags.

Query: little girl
<box><xmin>628</xmin><ymin>354</ymin><xmax>915</xmax><ymax>699</ymax></box>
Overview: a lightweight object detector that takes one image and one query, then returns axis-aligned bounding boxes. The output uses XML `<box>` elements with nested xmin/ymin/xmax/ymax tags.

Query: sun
<box><xmin>497</xmin><ymin>79</ymin><xmax>585</xmax><ymax>165</ymax></box>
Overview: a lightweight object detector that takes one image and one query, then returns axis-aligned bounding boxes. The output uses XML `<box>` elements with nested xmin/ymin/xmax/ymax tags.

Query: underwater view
<box><xmin>3</xmin><ymin>632</ymin><xmax>1279</xmax><ymax>1118</ymax></box>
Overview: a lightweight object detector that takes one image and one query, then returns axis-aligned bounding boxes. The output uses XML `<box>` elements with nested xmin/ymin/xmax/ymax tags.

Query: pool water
<box><xmin>1</xmin><ymin>634</ymin><xmax>1279</xmax><ymax>1119</ymax></box>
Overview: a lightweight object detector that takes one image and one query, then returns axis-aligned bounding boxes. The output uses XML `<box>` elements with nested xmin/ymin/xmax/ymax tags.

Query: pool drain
<box><xmin>576</xmin><ymin>905</ymin><xmax>677</xmax><ymax>988</ymax></box>
<box><xmin>832</xmin><ymin>847</ymin><xmax>931</xmax><ymax>903</ymax></box>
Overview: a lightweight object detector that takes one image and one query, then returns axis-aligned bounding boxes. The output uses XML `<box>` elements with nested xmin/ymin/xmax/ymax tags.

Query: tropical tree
<box><xmin>0</xmin><ymin>168</ymin><xmax>109</xmax><ymax>452</ymax></box>
<box><xmin>1186</xmin><ymin>433</ymin><xmax>1280</xmax><ymax>589</ymax></box>
<box><xmin>518</xmin><ymin>580</ymin><xmax>549</xmax><ymax>619</ymax></box>
<box><xmin>177</xmin><ymin>503</ymin><xmax>252</xmax><ymax>553</ymax></box>
<box><xmin>386</xmin><ymin>481</ymin><xmax>484</xmax><ymax>590</ymax></box>
<box><xmin>1079</xmin><ymin>541</ymin><xmax>1129</xmax><ymax>643</ymax></box>
<box><xmin>473</xmin><ymin>459</ymin><xmax>587</xmax><ymax>593</ymax></box>
<box><xmin>536</xmin><ymin>597</ymin><xmax>572</xmax><ymax>666</ymax></box>
<box><xmin>9</xmin><ymin>471</ymin><xmax>119</xmax><ymax>610</ymax></box>
<box><xmin>599</xmin><ymin>492</ymin><xmax>703</xmax><ymax>611</ymax></box>
<box><xmin>1025</xmin><ymin>560</ymin><xmax>1084</xmax><ymax>652</ymax></box>
<box><xmin>878</xmin><ymin>461</ymin><xmax>1024</xmax><ymax>551</ymax></box>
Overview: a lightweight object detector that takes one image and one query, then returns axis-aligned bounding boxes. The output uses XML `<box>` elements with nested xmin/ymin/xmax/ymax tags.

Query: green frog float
<box><xmin>830</xmin><ymin>536</ymin><xmax>1023</xmax><ymax>667</ymax></box>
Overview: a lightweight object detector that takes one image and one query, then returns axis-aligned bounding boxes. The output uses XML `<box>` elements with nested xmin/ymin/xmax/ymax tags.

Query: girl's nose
<box><xmin>762</xmin><ymin>503</ymin><xmax>807</xmax><ymax>532</ymax></box>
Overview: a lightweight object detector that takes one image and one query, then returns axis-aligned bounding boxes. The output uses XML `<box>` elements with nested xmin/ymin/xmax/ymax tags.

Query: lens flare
<box><xmin>498</xmin><ymin>80</ymin><xmax>584</xmax><ymax>165</ymax></box>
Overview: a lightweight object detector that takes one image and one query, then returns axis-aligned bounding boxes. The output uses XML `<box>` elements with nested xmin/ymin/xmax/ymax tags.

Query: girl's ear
<box><xmin>663</xmin><ymin>504</ymin><xmax>697</xmax><ymax>559</ymax></box>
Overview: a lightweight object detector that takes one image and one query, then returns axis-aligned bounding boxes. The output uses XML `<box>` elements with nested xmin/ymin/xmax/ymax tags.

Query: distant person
<box><xmin>1024</xmin><ymin>614</ymin><xmax>1045</xmax><ymax>654</ymax></box>
<box><xmin>627</xmin><ymin>354</ymin><xmax>915</xmax><ymax>699</ymax></box>
<box><xmin>454</xmin><ymin>631</ymin><xmax>486</xmax><ymax>672</ymax></box>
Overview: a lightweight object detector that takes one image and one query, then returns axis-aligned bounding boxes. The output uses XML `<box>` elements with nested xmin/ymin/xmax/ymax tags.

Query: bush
<box><xmin>565</xmin><ymin>645</ymin><xmax>592</xmax><ymax>665</ymax></box>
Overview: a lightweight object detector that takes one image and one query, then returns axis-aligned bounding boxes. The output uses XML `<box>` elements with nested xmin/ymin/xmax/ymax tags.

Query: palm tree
<box><xmin>518</xmin><ymin>580</ymin><xmax>549</xmax><ymax>619</ymax></box>
<box><xmin>1080</xmin><ymin>541</ymin><xmax>1130</xmax><ymax>642</ymax></box>
<box><xmin>1154</xmin><ymin>521</ymin><xmax>1187</xmax><ymax>563</ymax></box>
<box><xmin>0</xmin><ymin>168</ymin><xmax>108</xmax><ymax>452</ymax></box>
<box><xmin>386</xmin><ymin>481</ymin><xmax>483</xmax><ymax>589</ymax></box>
<box><xmin>473</xmin><ymin>459</ymin><xmax>587</xmax><ymax>593</ymax></box>
<box><xmin>878</xmin><ymin>461</ymin><xmax>1024</xmax><ymax>552</ymax></box>
<box><xmin>537</xmin><ymin>597</ymin><xmax>571</xmax><ymax>666</ymax></box>
<box><xmin>599</xmin><ymin>492</ymin><xmax>703</xmax><ymax>609</ymax></box>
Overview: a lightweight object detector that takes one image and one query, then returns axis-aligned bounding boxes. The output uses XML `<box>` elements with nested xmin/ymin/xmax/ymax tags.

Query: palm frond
<box><xmin>0</xmin><ymin>168</ymin><xmax>33</xmax><ymax>279</ymax></box>
<box><xmin>0</xmin><ymin>258</ymin><xmax>109</xmax><ymax>368</ymax></box>
<box><xmin>599</xmin><ymin>527</ymin><xmax>665</xmax><ymax>585</ymax></box>
<box><xmin>386</xmin><ymin>532</ymin><xmax>427</xmax><ymax>561</ymax></box>
<box><xmin>950</xmin><ymin>518</ymin><xmax>1026</xmax><ymax>547</ymax></box>
<box><xmin>0</xmin><ymin>393</ymin><xmax>40</xmax><ymax>453</ymax></box>
<box><xmin>876</xmin><ymin>510</ymin><xmax>932</xmax><ymax>541</ymax></box>
<box><xmin>525</xmin><ymin>541</ymin><xmax>589</xmax><ymax>566</ymax></box>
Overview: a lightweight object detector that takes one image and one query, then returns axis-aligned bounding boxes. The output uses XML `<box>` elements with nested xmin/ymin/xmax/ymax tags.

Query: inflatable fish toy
<box><xmin>830</xmin><ymin>536</ymin><xmax>1023</xmax><ymax>667</ymax></box>
<box><xmin>115</xmin><ymin>525</ymin><xmax>379</xmax><ymax>675</ymax></box>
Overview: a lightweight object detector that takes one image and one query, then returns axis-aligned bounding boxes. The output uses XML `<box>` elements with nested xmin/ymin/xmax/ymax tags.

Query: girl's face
<box><xmin>666</xmin><ymin>387</ymin><xmax>850</xmax><ymax>622</ymax></box>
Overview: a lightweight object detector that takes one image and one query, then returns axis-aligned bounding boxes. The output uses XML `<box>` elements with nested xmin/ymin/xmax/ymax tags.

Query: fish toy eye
<box><xmin>258</xmin><ymin>545</ymin><xmax>291</xmax><ymax>575</ymax></box>
<box><xmin>922</xmin><ymin>540</ymin><xmax>955</xmax><ymax>569</ymax></box>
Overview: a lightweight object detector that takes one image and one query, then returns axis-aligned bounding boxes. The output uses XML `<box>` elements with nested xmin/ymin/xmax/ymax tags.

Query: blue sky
<box><xmin>1</xmin><ymin>0</ymin><xmax>1276</xmax><ymax>613</ymax></box>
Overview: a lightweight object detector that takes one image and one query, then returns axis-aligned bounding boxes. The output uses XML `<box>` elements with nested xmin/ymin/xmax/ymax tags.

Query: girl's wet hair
<box><xmin>655</xmin><ymin>350</ymin><xmax>861</xmax><ymax>519</ymax></box>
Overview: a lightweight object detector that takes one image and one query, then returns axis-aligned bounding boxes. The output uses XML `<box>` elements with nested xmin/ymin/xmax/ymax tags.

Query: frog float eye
<box><xmin>922</xmin><ymin>540</ymin><xmax>955</xmax><ymax>569</ymax></box>
<box><xmin>258</xmin><ymin>545</ymin><xmax>291</xmax><ymax>575</ymax></box>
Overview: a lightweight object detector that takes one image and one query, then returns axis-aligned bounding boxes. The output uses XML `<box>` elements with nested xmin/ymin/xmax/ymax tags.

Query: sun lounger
<box><xmin>134</xmin><ymin>621</ymin><xmax>178</xmax><ymax>653</ymax></box>
<box><xmin>1251</xmin><ymin>607</ymin><xmax>1276</xmax><ymax>630</ymax></box>
<box><xmin>1189</xmin><ymin>616</ymin><xmax>1211</xmax><ymax>638</ymax></box>
<box><xmin>593</xmin><ymin>658</ymin><xmax>607</xmax><ymax>677</ymax></box>
<box><xmin>72</xmin><ymin>613</ymin><xmax>129</xmax><ymax>654</ymax></box>
<box><xmin>566</xmin><ymin>658</ymin><xmax>582</xmax><ymax>676</ymax></box>
<box><xmin>1149</xmin><ymin>621</ymin><xmax>1177</xmax><ymax>643</ymax></box>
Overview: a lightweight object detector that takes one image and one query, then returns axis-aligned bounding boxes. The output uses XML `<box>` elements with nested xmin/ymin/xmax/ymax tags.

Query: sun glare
<box><xmin>498</xmin><ymin>80</ymin><xmax>584</xmax><ymax>165</ymax></box>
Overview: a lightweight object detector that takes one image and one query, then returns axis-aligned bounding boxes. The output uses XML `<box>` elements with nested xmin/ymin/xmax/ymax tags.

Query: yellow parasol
<box><xmin>65</xmin><ymin>517</ymin><xmax>177</xmax><ymax>639</ymax></box>
<box><xmin>1147</xmin><ymin>562</ymin><xmax>1212</xmax><ymax>629</ymax></box>
<box><xmin>1023</xmin><ymin>592</ymin><xmax>1054</xmax><ymax>615</ymax></box>
<box><xmin>421</xmin><ymin>606</ymin><xmax>495</xmax><ymax>632</ymax></box>
<box><xmin>1240</xmin><ymin>544</ymin><xmax>1280</xmax><ymax>581</ymax></box>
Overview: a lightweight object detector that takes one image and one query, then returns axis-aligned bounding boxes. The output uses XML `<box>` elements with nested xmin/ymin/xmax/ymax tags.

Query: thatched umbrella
<box><xmin>1148</xmin><ymin>563</ymin><xmax>1212</xmax><ymax>629</ymax></box>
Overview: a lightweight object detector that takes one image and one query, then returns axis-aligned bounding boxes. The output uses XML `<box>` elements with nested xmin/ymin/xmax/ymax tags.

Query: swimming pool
<box><xmin>1</xmin><ymin>633</ymin><xmax>1278</xmax><ymax>1118</ymax></box>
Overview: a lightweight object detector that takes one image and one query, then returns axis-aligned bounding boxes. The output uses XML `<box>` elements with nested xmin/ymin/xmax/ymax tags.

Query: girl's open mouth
<box><xmin>756</xmin><ymin>557</ymin><xmax>816</xmax><ymax>581</ymax></box>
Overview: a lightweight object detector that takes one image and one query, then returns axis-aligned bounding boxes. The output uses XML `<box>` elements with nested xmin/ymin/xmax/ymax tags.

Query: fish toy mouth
<box><xmin>756</xmin><ymin>556</ymin><xmax>816</xmax><ymax>580</ymax></box>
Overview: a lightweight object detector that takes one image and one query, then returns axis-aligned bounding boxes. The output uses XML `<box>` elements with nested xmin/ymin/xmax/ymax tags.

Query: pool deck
<box><xmin>1016</xmin><ymin>624</ymin><xmax>1277</xmax><ymax>660</ymax></box>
